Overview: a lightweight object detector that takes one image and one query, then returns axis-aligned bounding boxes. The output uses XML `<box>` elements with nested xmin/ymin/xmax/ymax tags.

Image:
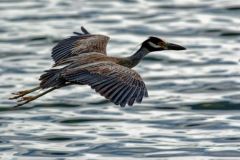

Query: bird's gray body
<box><xmin>10</xmin><ymin>26</ymin><xmax>185</xmax><ymax>108</ymax></box>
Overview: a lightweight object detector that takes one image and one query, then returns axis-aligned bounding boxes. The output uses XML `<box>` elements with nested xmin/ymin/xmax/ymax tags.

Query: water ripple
<box><xmin>1</xmin><ymin>0</ymin><xmax>240</xmax><ymax>159</ymax></box>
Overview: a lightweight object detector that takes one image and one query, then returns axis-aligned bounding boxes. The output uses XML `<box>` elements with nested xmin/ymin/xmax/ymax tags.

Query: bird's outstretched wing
<box><xmin>52</xmin><ymin>26</ymin><xmax>110</xmax><ymax>65</ymax></box>
<box><xmin>62</xmin><ymin>61</ymin><xmax>148</xmax><ymax>107</ymax></box>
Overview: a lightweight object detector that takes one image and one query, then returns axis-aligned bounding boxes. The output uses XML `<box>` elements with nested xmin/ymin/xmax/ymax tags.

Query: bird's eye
<box><xmin>158</xmin><ymin>41</ymin><xmax>166</xmax><ymax>47</ymax></box>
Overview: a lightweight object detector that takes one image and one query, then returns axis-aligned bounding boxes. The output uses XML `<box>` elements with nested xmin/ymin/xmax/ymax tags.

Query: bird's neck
<box><xmin>128</xmin><ymin>47</ymin><xmax>150</xmax><ymax>68</ymax></box>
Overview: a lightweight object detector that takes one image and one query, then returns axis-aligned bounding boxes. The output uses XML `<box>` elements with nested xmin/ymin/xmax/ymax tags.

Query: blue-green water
<box><xmin>1</xmin><ymin>0</ymin><xmax>240</xmax><ymax>159</ymax></box>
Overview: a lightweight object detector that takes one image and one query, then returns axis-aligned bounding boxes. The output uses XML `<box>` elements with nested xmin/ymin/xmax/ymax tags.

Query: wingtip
<box><xmin>145</xmin><ymin>90</ymin><xmax>149</xmax><ymax>97</ymax></box>
<box><xmin>73</xmin><ymin>26</ymin><xmax>90</xmax><ymax>35</ymax></box>
<box><xmin>73</xmin><ymin>32</ymin><xmax>82</xmax><ymax>36</ymax></box>
<box><xmin>81</xmin><ymin>26</ymin><xmax>90</xmax><ymax>34</ymax></box>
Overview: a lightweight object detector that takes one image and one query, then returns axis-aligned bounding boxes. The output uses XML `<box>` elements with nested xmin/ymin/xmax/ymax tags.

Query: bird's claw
<box><xmin>9</xmin><ymin>95</ymin><xmax>20</xmax><ymax>100</ymax></box>
<box><xmin>12</xmin><ymin>90</ymin><xmax>30</xmax><ymax>95</ymax></box>
<box><xmin>9</xmin><ymin>90</ymin><xmax>31</xmax><ymax>100</ymax></box>
<box><xmin>17</xmin><ymin>96</ymin><xmax>34</xmax><ymax>102</ymax></box>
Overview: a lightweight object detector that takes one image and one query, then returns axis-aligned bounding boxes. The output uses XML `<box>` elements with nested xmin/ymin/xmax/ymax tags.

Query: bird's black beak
<box><xmin>166</xmin><ymin>43</ymin><xmax>186</xmax><ymax>50</ymax></box>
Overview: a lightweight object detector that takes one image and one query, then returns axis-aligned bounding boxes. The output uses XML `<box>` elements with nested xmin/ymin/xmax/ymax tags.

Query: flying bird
<box><xmin>10</xmin><ymin>26</ymin><xmax>186</xmax><ymax>108</ymax></box>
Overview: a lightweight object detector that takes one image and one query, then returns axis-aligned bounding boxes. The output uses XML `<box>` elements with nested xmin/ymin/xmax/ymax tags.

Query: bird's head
<box><xmin>142</xmin><ymin>36</ymin><xmax>186</xmax><ymax>52</ymax></box>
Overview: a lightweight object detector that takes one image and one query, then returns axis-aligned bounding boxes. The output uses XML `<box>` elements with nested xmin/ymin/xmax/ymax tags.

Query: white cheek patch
<box><xmin>148</xmin><ymin>41</ymin><xmax>161</xmax><ymax>48</ymax></box>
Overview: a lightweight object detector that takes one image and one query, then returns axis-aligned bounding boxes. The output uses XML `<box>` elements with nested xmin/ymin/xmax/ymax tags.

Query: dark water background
<box><xmin>1</xmin><ymin>0</ymin><xmax>240</xmax><ymax>159</ymax></box>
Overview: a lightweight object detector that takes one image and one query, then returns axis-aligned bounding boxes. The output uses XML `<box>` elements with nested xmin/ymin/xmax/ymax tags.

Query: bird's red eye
<box><xmin>158</xmin><ymin>40</ymin><xmax>166</xmax><ymax>47</ymax></box>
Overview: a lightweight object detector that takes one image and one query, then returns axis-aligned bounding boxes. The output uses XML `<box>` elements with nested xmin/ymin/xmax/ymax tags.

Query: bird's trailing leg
<box><xmin>9</xmin><ymin>86</ymin><xmax>41</xmax><ymax>100</ymax></box>
<box><xmin>13</xmin><ymin>87</ymin><xmax>57</xmax><ymax>108</ymax></box>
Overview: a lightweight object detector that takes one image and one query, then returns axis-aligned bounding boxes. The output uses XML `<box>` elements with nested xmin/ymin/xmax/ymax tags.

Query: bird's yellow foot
<box><xmin>17</xmin><ymin>96</ymin><xmax>35</xmax><ymax>102</ymax></box>
<box><xmin>9</xmin><ymin>90</ymin><xmax>32</xmax><ymax>100</ymax></box>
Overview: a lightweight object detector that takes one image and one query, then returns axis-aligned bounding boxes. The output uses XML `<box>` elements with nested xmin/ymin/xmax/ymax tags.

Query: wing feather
<box><xmin>63</xmin><ymin>61</ymin><xmax>148</xmax><ymax>107</ymax></box>
<box><xmin>52</xmin><ymin>27</ymin><xmax>110</xmax><ymax>65</ymax></box>
<box><xmin>114</xmin><ymin>85</ymin><xmax>130</xmax><ymax>105</ymax></box>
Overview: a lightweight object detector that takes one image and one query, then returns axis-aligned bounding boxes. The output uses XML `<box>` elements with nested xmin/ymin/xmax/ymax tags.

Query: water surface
<box><xmin>1</xmin><ymin>0</ymin><xmax>240</xmax><ymax>159</ymax></box>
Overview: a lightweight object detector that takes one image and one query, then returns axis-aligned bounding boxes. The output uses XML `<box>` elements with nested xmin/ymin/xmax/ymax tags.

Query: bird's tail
<box><xmin>39</xmin><ymin>69</ymin><xmax>65</xmax><ymax>89</ymax></box>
